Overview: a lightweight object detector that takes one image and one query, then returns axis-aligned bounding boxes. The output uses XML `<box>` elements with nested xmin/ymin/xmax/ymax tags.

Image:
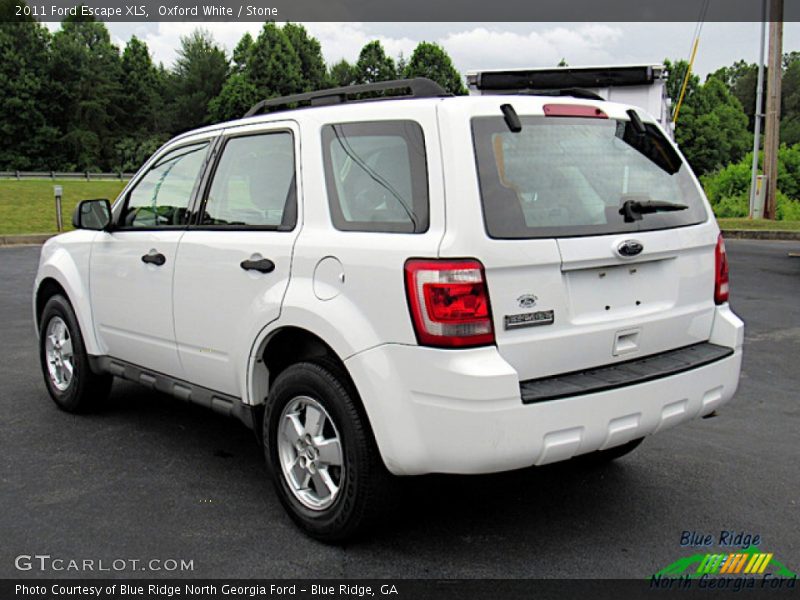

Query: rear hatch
<box><xmin>439</xmin><ymin>98</ymin><xmax>719</xmax><ymax>381</ymax></box>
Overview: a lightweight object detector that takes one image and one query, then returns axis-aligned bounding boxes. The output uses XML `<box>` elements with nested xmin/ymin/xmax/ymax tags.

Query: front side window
<box><xmin>472</xmin><ymin>116</ymin><xmax>707</xmax><ymax>238</ymax></box>
<box><xmin>122</xmin><ymin>142</ymin><xmax>209</xmax><ymax>228</ymax></box>
<box><xmin>322</xmin><ymin>120</ymin><xmax>429</xmax><ymax>233</ymax></box>
<box><xmin>200</xmin><ymin>132</ymin><xmax>296</xmax><ymax>229</ymax></box>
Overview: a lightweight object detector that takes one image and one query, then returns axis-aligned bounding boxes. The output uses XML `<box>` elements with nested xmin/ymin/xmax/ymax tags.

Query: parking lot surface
<box><xmin>1</xmin><ymin>240</ymin><xmax>798</xmax><ymax>578</ymax></box>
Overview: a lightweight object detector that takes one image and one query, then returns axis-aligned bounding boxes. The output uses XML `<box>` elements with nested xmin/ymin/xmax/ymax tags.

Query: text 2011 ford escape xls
<box><xmin>33</xmin><ymin>79</ymin><xmax>743</xmax><ymax>541</ymax></box>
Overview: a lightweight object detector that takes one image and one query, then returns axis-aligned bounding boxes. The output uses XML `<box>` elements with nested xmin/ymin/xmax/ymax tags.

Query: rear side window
<box><xmin>200</xmin><ymin>132</ymin><xmax>296</xmax><ymax>230</ymax></box>
<box><xmin>322</xmin><ymin>120</ymin><xmax>429</xmax><ymax>233</ymax></box>
<box><xmin>472</xmin><ymin>116</ymin><xmax>707</xmax><ymax>239</ymax></box>
<box><xmin>123</xmin><ymin>142</ymin><xmax>209</xmax><ymax>228</ymax></box>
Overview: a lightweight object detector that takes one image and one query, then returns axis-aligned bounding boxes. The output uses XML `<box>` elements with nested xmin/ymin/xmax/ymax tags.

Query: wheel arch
<box><xmin>248</xmin><ymin>325</ymin><xmax>353</xmax><ymax>408</ymax></box>
<box><xmin>35</xmin><ymin>277</ymin><xmax>69</xmax><ymax>331</ymax></box>
<box><xmin>34</xmin><ymin>245</ymin><xmax>101</xmax><ymax>356</ymax></box>
<box><xmin>246</xmin><ymin>324</ymin><xmax>378</xmax><ymax>449</ymax></box>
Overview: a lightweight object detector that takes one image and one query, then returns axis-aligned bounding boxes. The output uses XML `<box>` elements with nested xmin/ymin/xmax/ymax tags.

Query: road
<box><xmin>1</xmin><ymin>240</ymin><xmax>798</xmax><ymax>579</ymax></box>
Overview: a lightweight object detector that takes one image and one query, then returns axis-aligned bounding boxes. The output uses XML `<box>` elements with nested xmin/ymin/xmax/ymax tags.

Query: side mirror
<box><xmin>73</xmin><ymin>199</ymin><xmax>112</xmax><ymax>231</ymax></box>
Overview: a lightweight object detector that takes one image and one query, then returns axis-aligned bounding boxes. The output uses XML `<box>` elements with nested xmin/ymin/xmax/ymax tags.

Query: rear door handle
<box><xmin>141</xmin><ymin>252</ymin><xmax>166</xmax><ymax>266</ymax></box>
<box><xmin>240</xmin><ymin>258</ymin><xmax>275</xmax><ymax>273</ymax></box>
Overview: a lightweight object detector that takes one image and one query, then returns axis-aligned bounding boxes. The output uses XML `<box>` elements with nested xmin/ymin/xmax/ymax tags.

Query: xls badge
<box><xmin>504</xmin><ymin>310</ymin><xmax>554</xmax><ymax>330</ymax></box>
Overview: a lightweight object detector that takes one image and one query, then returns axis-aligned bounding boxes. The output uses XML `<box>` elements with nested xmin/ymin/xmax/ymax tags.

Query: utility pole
<box><xmin>762</xmin><ymin>0</ymin><xmax>783</xmax><ymax>220</ymax></box>
<box><xmin>749</xmin><ymin>1</ymin><xmax>767</xmax><ymax>218</ymax></box>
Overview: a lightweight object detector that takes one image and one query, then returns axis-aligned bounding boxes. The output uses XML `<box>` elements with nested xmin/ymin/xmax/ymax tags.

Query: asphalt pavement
<box><xmin>1</xmin><ymin>240</ymin><xmax>798</xmax><ymax>579</ymax></box>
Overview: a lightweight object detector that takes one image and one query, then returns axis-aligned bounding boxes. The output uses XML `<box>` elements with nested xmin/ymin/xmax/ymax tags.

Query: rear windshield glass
<box><xmin>472</xmin><ymin>116</ymin><xmax>707</xmax><ymax>239</ymax></box>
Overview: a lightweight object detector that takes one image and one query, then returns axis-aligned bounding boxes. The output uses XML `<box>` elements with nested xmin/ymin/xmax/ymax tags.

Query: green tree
<box><xmin>170</xmin><ymin>29</ymin><xmax>229</xmax><ymax>133</ymax></box>
<box><xmin>116</xmin><ymin>36</ymin><xmax>170</xmax><ymax>171</ymax></box>
<box><xmin>48</xmin><ymin>16</ymin><xmax>124</xmax><ymax>170</ymax></box>
<box><xmin>355</xmin><ymin>40</ymin><xmax>396</xmax><ymax>83</ymax></box>
<box><xmin>329</xmin><ymin>59</ymin><xmax>356</xmax><ymax>87</ymax></box>
<box><xmin>665</xmin><ymin>58</ymin><xmax>700</xmax><ymax>108</ymax></box>
<box><xmin>781</xmin><ymin>55</ymin><xmax>800</xmax><ymax>146</ymax></box>
<box><xmin>208</xmin><ymin>72</ymin><xmax>258</xmax><ymax>122</ymax></box>
<box><xmin>709</xmin><ymin>60</ymin><xmax>760</xmax><ymax>130</ymax></box>
<box><xmin>120</xmin><ymin>36</ymin><xmax>163</xmax><ymax>134</ymax></box>
<box><xmin>246</xmin><ymin>22</ymin><xmax>303</xmax><ymax>99</ymax></box>
<box><xmin>403</xmin><ymin>41</ymin><xmax>466</xmax><ymax>95</ymax></box>
<box><xmin>283</xmin><ymin>23</ymin><xmax>328</xmax><ymax>91</ymax></box>
<box><xmin>700</xmin><ymin>145</ymin><xmax>800</xmax><ymax>220</ymax></box>
<box><xmin>674</xmin><ymin>76</ymin><xmax>751</xmax><ymax>175</ymax></box>
<box><xmin>232</xmin><ymin>31</ymin><xmax>253</xmax><ymax>73</ymax></box>
<box><xmin>0</xmin><ymin>2</ymin><xmax>57</xmax><ymax>169</ymax></box>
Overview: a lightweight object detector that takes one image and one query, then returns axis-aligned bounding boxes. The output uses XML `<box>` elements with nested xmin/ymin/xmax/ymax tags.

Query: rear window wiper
<box><xmin>619</xmin><ymin>199</ymin><xmax>688</xmax><ymax>223</ymax></box>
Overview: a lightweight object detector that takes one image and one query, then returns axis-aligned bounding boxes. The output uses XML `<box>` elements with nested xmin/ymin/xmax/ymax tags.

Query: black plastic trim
<box><xmin>88</xmin><ymin>356</ymin><xmax>255</xmax><ymax>430</ymax></box>
<box><xmin>520</xmin><ymin>342</ymin><xmax>734</xmax><ymax>404</ymax></box>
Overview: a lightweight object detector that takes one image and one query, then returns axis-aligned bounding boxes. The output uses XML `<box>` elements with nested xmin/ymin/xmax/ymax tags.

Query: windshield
<box><xmin>471</xmin><ymin>115</ymin><xmax>707</xmax><ymax>239</ymax></box>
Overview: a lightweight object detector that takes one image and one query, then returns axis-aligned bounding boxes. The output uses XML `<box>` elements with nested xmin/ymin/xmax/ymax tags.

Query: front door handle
<box><xmin>240</xmin><ymin>257</ymin><xmax>275</xmax><ymax>273</ymax></box>
<box><xmin>141</xmin><ymin>252</ymin><xmax>166</xmax><ymax>266</ymax></box>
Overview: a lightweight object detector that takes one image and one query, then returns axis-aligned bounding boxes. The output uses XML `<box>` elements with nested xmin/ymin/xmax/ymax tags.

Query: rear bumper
<box><xmin>345</xmin><ymin>305</ymin><xmax>743</xmax><ymax>476</ymax></box>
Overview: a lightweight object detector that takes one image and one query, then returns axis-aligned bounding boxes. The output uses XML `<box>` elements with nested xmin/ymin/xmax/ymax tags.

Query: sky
<box><xmin>44</xmin><ymin>21</ymin><xmax>800</xmax><ymax>78</ymax></box>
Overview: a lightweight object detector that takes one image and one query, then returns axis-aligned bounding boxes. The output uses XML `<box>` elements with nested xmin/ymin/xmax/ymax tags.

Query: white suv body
<box><xmin>34</xmin><ymin>83</ymin><xmax>743</xmax><ymax>540</ymax></box>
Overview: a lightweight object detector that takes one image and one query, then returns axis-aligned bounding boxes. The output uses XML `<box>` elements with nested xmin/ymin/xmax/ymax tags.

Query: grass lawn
<box><xmin>0</xmin><ymin>179</ymin><xmax>127</xmax><ymax>235</ymax></box>
<box><xmin>717</xmin><ymin>218</ymin><xmax>800</xmax><ymax>231</ymax></box>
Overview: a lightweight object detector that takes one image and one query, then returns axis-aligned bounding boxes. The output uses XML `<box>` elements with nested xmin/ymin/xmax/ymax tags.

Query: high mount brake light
<box><xmin>543</xmin><ymin>104</ymin><xmax>608</xmax><ymax>118</ymax></box>
<box><xmin>404</xmin><ymin>259</ymin><xmax>495</xmax><ymax>348</ymax></box>
<box><xmin>714</xmin><ymin>234</ymin><xmax>730</xmax><ymax>305</ymax></box>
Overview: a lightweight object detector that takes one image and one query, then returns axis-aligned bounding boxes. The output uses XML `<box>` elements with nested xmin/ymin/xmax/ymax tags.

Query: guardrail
<box><xmin>0</xmin><ymin>171</ymin><xmax>134</xmax><ymax>180</ymax></box>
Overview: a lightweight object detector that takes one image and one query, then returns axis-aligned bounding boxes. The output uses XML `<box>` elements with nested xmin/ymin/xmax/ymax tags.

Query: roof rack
<box><xmin>244</xmin><ymin>78</ymin><xmax>450</xmax><ymax>118</ymax></box>
<box><xmin>496</xmin><ymin>88</ymin><xmax>605</xmax><ymax>101</ymax></box>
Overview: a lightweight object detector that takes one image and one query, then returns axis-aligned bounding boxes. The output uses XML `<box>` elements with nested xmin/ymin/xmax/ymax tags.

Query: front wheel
<box><xmin>39</xmin><ymin>294</ymin><xmax>112</xmax><ymax>413</ymax></box>
<box><xmin>263</xmin><ymin>361</ymin><xmax>392</xmax><ymax>542</ymax></box>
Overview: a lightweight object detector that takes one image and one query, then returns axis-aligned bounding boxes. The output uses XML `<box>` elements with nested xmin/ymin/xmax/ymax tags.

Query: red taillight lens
<box><xmin>404</xmin><ymin>259</ymin><xmax>495</xmax><ymax>348</ymax></box>
<box><xmin>714</xmin><ymin>234</ymin><xmax>730</xmax><ymax>304</ymax></box>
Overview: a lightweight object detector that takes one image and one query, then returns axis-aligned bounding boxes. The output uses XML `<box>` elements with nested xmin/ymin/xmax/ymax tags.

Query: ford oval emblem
<box><xmin>617</xmin><ymin>240</ymin><xmax>644</xmax><ymax>257</ymax></box>
<box><xmin>517</xmin><ymin>294</ymin><xmax>538</xmax><ymax>308</ymax></box>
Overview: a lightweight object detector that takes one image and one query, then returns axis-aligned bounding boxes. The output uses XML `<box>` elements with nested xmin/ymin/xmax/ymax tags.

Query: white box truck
<box><xmin>466</xmin><ymin>64</ymin><xmax>674</xmax><ymax>139</ymax></box>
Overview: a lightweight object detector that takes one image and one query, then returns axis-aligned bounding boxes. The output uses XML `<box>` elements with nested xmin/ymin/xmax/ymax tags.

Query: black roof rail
<box><xmin>496</xmin><ymin>88</ymin><xmax>605</xmax><ymax>101</ymax></box>
<box><xmin>244</xmin><ymin>78</ymin><xmax>450</xmax><ymax>118</ymax></box>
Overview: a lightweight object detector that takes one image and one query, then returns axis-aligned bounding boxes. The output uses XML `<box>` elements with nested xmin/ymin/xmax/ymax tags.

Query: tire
<box><xmin>39</xmin><ymin>294</ymin><xmax>112</xmax><ymax>413</ymax></box>
<box><xmin>577</xmin><ymin>437</ymin><xmax>644</xmax><ymax>466</ymax></box>
<box><xmin>263</xmin><ymin>360</ymin><xmax>392</xmax><ymax>542</ymax></box>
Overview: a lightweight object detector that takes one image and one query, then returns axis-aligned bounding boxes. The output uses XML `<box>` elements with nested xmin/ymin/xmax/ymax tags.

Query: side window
<box><xmin>200</xmin><ymin>132</ymin><xmax>296</xmax><ymax>229</ymax></box>
<box><xmin>122</xmin><ymin>142</ymin><xmax>209</xmax><ymax>228</ymax></box>
<box><xmin>322</xmin><ymin>120</ymin><xmax>429</xmax><ymax>233</ymax></box>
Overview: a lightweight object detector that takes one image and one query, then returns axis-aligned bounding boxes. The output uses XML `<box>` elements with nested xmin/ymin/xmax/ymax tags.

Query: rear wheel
<box><xmin>39</xmin><ymin>295</ymin><xmax>112</xmax><ymax>413</ymax></box>
<box><xmin>264</xmin><ymin>361</ymin><xmax>392</xmax><ymax>542</ymax></box>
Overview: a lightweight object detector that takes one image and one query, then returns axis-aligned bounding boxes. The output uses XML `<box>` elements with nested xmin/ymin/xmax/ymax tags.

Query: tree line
<box><xmin>0</xmin><ymin>12</ymin><xmax>465</xmax><ymax>172</ymax></box>
<box><xmin>2</xmin><ymin>1</ymin><xmax>800</xmax><ymax>219</ymax></box>
<box><xmin>666</xmin><ymin>56</ymin><xmax>800</xmax><ymax>218</ymax></box>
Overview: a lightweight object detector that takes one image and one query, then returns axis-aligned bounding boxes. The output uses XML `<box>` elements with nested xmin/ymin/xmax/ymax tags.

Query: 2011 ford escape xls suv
<box><xmin>34</xmin><ymin>78</ymin><xmax>743</xmax><ymax>541</ymax></box>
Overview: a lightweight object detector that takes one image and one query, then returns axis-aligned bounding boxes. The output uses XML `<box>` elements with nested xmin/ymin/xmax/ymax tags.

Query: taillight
<box><xmin>714</xmin><ymin>234</ymin><xmax>730</xmax><ymax>304</ymax></box>
<box><xmin>404</xmin><ymin>259</ymin><xmax>495</xmax><ymax>348</ymax></box>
